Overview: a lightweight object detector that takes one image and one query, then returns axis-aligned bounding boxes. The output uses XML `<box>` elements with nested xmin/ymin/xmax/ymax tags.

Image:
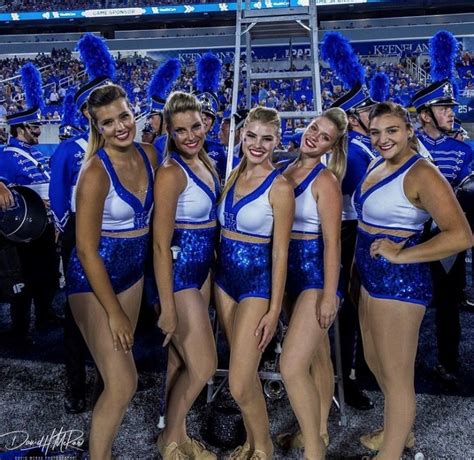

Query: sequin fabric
<box><xmin>286</xmin><ymin>237</ymin><xmax>343</xmax><ymax>300</ymax></box>
<box><xmin>355</xmin><ymin>228</ymin><xmax>432</xmax><ymax>306</ymax></box>
<box><xmin>172</xmin><ymin>226</ymin><xmax>218</xmax><ymax>292</ymax></box>
<box><xmin>215</xmin><ymin>235</ymin><xmax>271</xmax><ymax>302</ymax></box>
<box><xmin>66</xmin><ymin>233</ymin><xmax>149</xmax><ymax>295</ymax></box>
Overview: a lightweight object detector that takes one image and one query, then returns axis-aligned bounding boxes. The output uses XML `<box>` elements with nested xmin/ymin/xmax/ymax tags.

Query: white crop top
<box><xmin>171</xmin><ymin>152</ymin><xmax>219</xmax><ymax>224</ymax></box>
<box><xmin>353</xmin><ymin>155</ymin><xmax>430</xmax><ymax>232</ymax></box>
<box><xmin>218</xmin><ymin>169</ymin><xmax>280</xmax><ymax>238</ymax></box>
<box><xmin>292</xmin><ymin>163</ymin><xmax>325</xmax><ymax>234</ymax></box>
<box><xmin>96</xmin><ymin>146</ymin><xmax>154</xmax><ymax>231</ymax></box>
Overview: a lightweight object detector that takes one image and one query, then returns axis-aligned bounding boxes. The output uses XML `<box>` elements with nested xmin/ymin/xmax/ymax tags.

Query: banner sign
<box><xmin>0</xmin><ymin>0</ymin><xmax>392</xmax><ymax>23</ymax></box>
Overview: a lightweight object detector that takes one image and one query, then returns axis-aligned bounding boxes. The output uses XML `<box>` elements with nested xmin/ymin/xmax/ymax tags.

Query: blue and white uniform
<box><xmin>153</xmin><ymin>134</ymin><xmax>167</xmax><ymax>166</ymax></box>
<box><xmin>215</xmin><ymin>169</ymin><xmax>280</xmax><ymax>302</ymax></box>
<box><xmin>169</xmin><ymin>152</ymin><xmax>219</xmax><ymax>292</ymax></box>
<box><xmin>285</xmin><ymin>163</ymin><xmax>343</xmax><ymax>300</ymax></box>
<box><xmin>353</xmin><ymin>154</ymin><xmax>432</xmax><ymax>306</ymax></box>
<box><xmin>0</xmin><ymin>137</ymin><xmax>51</xmax><ymax>199</ymax></box>
<box><xmin>206</xmin><ymin>138</ymin><xmax>239</xmax><ymax>184</ymax></box>
<box><xmin>66</xmin><ymin>144</ymin><xmax>154</xmax><ymax>295</ymax></box>
<box><xmin>342</xmin><ymin>131</ymin><xmax>379</xmax><ymax>221</ymax></box>
<box><xmin>417</xmin><ymin>132</ymin><xmax>472</xmax><ymax>188</ymax></box>
<box><xmin>49</xmin><ymin>131</ymin><xmax>88</xmax><ymax>232</ymax></box>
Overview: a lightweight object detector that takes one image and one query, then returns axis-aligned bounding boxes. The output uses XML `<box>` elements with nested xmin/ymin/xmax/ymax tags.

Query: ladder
<box><xmin>225</xmin><ymin>0</ymin><xmax>322</xmax><ymax>180</ymax></box>
<box><xmin>217</xmin><ymin>0</ymin><xmax>348</xmax><ymax>427</ymax></box>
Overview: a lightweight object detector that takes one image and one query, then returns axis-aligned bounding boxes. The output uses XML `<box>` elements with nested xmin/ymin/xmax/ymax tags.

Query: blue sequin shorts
<box><xmin>355</xmin><ymin>228</ymin><xmax>432</xmax><ymax>306</ymax></box>
<box><xmin>215</xmin><ymin>235</ymin><xmax>271</xmax><ymax>302</ymax></box>
<box><xmin>66</xmin><ymin>233</ymin><xmax>149</xmax><ymax>296</ymax></box>
<box><xmin>172</xmin><ymin>226</ymin><xmax>218</xmax><ymax>292</ymax></box>
<box><xmin>286</xmin><ymin>237</ymin><xmax>343</xmax><ymax>300</ymax></box>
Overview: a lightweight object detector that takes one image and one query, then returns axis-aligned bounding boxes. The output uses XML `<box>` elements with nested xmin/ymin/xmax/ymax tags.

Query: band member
<box><xmin>67</xmin><ymin>84</ymin><xmax>157</xmax><ymax>459</ymax></box>
<box><xmin>0</xmin><ymin>63</ymin><xmax>59</xmax><ymax>345</ymax></box>
<box><xmin>412</xmin><ymin>31</ymin><xmax>473</xmax><ymax>388</ymax></box>
<box><xmin>214</xmin><ymin>107</ymin><xmax>294</xmax><ymax>460</ymax></box>
<box><xmin>355</xmin><ymin>102</ymin><xmax>471</xmax><ymax>458</ymax></box>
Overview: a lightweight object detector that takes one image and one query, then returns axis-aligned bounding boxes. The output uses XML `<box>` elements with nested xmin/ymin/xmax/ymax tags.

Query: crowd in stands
<box><xmin>1</xmin><ymin>47</ymin><xmax>473</xmax><ymax>128</ymax></box>
<box><xmin>3</xmin><ymin>0</ymin><xmax>215</xmax><ymax>12</ymax></box>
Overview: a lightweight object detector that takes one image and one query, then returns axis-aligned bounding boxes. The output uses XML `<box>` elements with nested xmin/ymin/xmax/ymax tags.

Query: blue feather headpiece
<box><xmin>370</xmin><ymin>72</ymin><xmax>390</xmax><ymax>103</ymax></box>
<box><xmin>6</xmin><ymin>63</ymin><xmax>44</xmax><ymax>125</ymax></box>
<box><xmin>75</xmin><ymin>33</ymin><xmax>116</xmax><ymax>108</ymax></box>
<box><xmin>429</xmin><ymin>30</ymin><xmax>459</xmax><ymax>83</ymax></box>
<box><xmin>148</xmin><ymin>58</ymin><xmax>182</xmax><ymax>112</ymax></box>
<box><xmin>320</xmin><ymin>32</ymin><xmax>365</xmax><ymax>90</ymax></box>
<box><xmin>61</xmin><ymin>87</ymin><xmax>77</xmax><ymax>126</ymax></box>
<box><xmin>196</xmin><ymin>52</ymin><xmax>222</xmax><ymax>94</ymax></box>
<box><xmin>77</xmin><ymin>33</ymin><xmax>116</xmax><ymax>82</ymax></box>
<box><xmin>21</xmin><ymin>63</ymin><xmax>45</xmax><ymax>111</ymax></box>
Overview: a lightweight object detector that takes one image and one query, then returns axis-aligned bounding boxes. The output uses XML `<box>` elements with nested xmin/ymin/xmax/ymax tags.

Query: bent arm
<box><xmin>399</xmin><ymin>161</ymin><xmax>473</xmax><ymax>263</ymax></box>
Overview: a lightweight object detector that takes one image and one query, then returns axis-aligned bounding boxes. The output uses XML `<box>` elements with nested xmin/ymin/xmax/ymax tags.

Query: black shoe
<box><xmin>433</xmin><ymin>364</ymin><xmax>458</xmax><ymax>389</ymax></box>
<box><xmin>64</xmin><ymin>394</ymin><xmax>86</xmax><ymax>414</ymax></box>
<box><xmin>343</xmin><ymin>380</ymin><xmax>374</xmax><ymax>410</ymax></box>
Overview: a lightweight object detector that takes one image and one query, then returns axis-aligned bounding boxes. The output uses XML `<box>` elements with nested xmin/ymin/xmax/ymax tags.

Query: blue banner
<box><xmin>0</xmin><ymin>0</ymin><xmax>391</xmax><ymax>23</ymax></box>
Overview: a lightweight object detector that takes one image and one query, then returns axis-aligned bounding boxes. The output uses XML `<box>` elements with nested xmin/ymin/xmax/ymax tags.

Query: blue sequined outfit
<box><xmin>355</xmin><ymin>228</ymin><xmax>432</xmax><ymax>306</ymax></box>
<box><xmin>286</xmin><ymin>238</ymin><xmax>343</xmax><ymax>301</ymax></box>
<box><xmin>215</xmin><ymin>169</ymin><xmax>281</xmax><ymax>302</ymax></box>
<box><xmin>67</xmin><ymin>233</ymin><xmax>149</xmax><ymax>295</ymax></box>
<box><xmin>66</xmin><ymin>144</ymin><xmax>154</xmax><ymax>296</ymax></box>
<box><xmin>353</xmin><ymin>154</ymin><xmax>432</xmax><ymax>306</ymax></box>
<box><xmin>172</xmin><ymin>226</ymin><xmax>219</xmax><ymax>292</ymax></box>
<box><xmin>215</xmin><ymin>236</ymin><xmax>271</xmax><ymax>302</ymax></box>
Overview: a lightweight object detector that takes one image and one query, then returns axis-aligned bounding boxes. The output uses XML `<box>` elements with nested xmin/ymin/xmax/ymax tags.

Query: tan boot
<box><xmin>228</xmin><ymin>442</ymin><xmax>252</xmax><ymax>460</ymax></box>
<box><xmin>179</xmin><ymin>437</ymin><xmax>216</xmax><ymax>460</ymax></box>
<box><xmin>156</xmin><ymin>433</ymin><xmax>189</xmax><ymax>460</ymax></box>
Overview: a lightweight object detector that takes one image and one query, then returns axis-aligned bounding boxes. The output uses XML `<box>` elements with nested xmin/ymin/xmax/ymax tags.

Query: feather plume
<box><xmin>429</xmin><ymin>30</ymin><xmax>459</xmax><ymax>82</ymax></box>
<box><xmin>148</xmin><ymin>58</ymin><xmax>181</xmax><ymax>100</ymax></box>
<box><xmin>320</xmin><ymin>32</ymin><xmax>364</xmax><ymax>90</ymax></box>
<box><xmin>369</xmin><ymin>72</ymin><xmax>390</xmax><ymax>103</ymax></box>
<box><xmin>20</xmin><ymin>63</ymin><xmax>44</xmax><ymax>110</ymax></box>
<box><xmin>61</xmin><ymin>87</ymin><xmax>77</xmax><ymax>126</ymax></box>
<box><xmin>196</xmin><ymin>52</ymin><xmax>222</xmax><ymax>93</ymax></box>
<box><xmin>77</xmin><ymin>33</ymin><xmax>116</xmax><ymax>81</ymax></box>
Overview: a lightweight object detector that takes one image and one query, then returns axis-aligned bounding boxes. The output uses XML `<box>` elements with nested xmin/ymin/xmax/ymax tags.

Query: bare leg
<box><xmin>69</xmin><ymin>278</ymin><xmax>143</xmax><ymax>460</ymax></box>
<box><xmin>161</xmin><ymin>288</ymin><xmax>217</xmax><ymax>444</ymax></box>
<box><xmin>311</xmin><ymin>334</ymin><xmax>333</xmax><ymax>441</ymax></box>
<box><xmin>214</xmin><ymin>285</ymin><xmax>254</xmax><ymax>450</ymax></box>
<box><xmin>362</xmin><ymin>294</ymin><xmax>424</xmax><ymax>459</ymax></box>
<box><xmin>280</xmin><ymin>289</ymin><xmax>327</xmax><ymax>459</ymax></box>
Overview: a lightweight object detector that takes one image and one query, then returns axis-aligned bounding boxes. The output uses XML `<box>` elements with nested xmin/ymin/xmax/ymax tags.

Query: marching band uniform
<box><xmin>412</xmin><ymin>79</ymin><xmax>473</xmax><ymax>380</ymax></box>
<box><xmin>0</xmin><ymin>108</ymin><xmax>58</xmax><ymax>339</ymax></box>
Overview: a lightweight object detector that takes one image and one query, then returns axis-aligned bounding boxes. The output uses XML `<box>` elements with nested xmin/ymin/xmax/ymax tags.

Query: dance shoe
<box><xmin>179</xmin><ymin>437</ymin><xmax>216</xmax><ymax>460</ymax></box>
<box><xmin>156</xmin><ymin>433</ymin><xmax>189</xmax><ymax>460</ymax></box>
<box><xmin>360</xmin><ymin>427</ymin><xmax>415</xmax><ymax>451</ymax></box>
<box><xmin>228</xmin><ymin>442</ymin><xmax>252</xmax><ymax>460</ymax></box>
<box><xmin>276</xmin><ymin>431</ymin><xmax>329</xmax><ymax>449</ymax></box>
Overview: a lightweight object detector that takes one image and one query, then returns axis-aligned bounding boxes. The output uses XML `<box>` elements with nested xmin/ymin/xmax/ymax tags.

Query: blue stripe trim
<box><xmin>355</xmin><ymin>155</ymin><xmax>420</xmax><ymax>217</ymax></box>
<box><xmin>294</xmin><ymin>162</ymin><xmax>325</xmax><ymax>198</ymax></box>
<box><xmin>97</xmin><ymin>143</ymin><xmax>153</xmax><ymax>213</ymax></box>
<box><xmin>170</xmin><ymin>152</ymin><xmax>218</xmax><ymax>205</ymax></box>
<box><xmin>358</xmin><ymin>221</ymin><xmax>424</xmax><ymax>234</ymax></box>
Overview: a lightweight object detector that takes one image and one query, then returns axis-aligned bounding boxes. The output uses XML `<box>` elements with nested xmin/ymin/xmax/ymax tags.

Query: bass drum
<box><xmin>0</xmin><ymin>186</ymin><xmax>48</xmax><ymax>243</ymax></box>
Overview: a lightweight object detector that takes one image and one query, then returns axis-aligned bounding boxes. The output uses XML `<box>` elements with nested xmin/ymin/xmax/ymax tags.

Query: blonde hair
<box><xmin>369</xmin><ymin>101</ymin><xmax>419</xmax><ymax>152</ymax></box>
<box><xmin>321</xmin><ymin>107</ymin><xmax>348</xmax><ymax>182</ymax></box>
<box><xmin>220</xmin><ymin>106</ymin><xmax>281</xmax><ymax>200</ymax></box>
<box><xmin>163</xmin><ymin>91</ymin><xmax>217</xmax><ymax>179</ymax></box>
<box><xmin>84</xmin><ymin>84</ymin><xmax>129</xmax><ymax>162</ymax></box>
